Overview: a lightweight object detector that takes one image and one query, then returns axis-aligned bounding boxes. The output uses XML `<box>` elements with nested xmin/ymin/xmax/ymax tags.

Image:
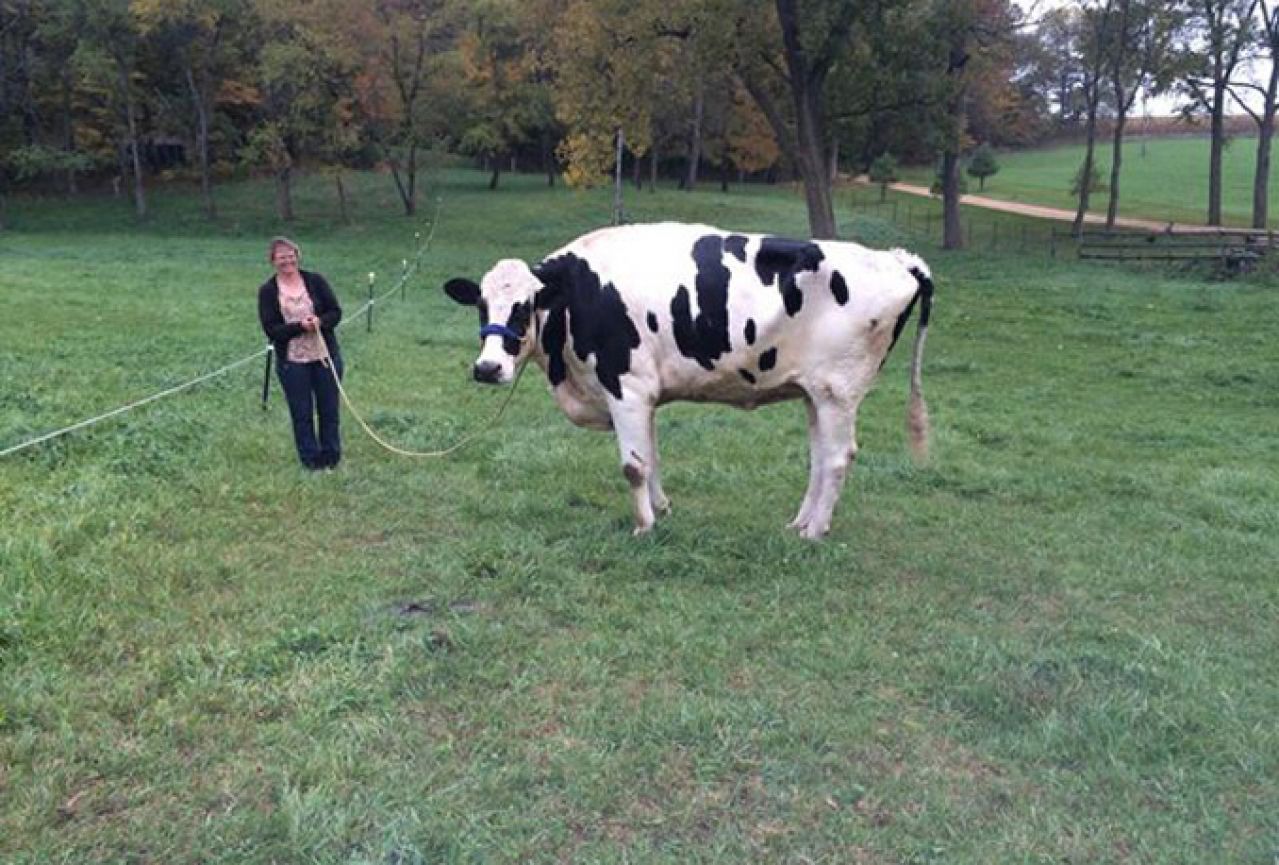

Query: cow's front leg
<box><xmin>609</xmin><ymin>398</ymin><xmax>660</xmax><ymax>535</ymax></box>
<box><xmin>796</xmin><ymin>398</ymin><xmax>859</xmax><ymax>541</ymax></box>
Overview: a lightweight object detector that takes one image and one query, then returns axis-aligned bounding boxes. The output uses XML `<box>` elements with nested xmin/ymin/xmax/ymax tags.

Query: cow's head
<box><xmin>443</xmin><ymin>259</ymin><xmax>540</xmax><ymax>384</ymax></box>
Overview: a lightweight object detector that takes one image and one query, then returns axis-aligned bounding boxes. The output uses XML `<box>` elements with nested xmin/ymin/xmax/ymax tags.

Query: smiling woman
<box><xmin>256</xmin><ymin>236</ymin><xmax>345</xmax><ymax>470</ymax></box>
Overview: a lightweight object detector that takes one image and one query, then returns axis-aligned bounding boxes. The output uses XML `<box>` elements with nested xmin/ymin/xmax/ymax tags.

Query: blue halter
<box><xmin>480</xmin><ymin>323</ymin><xmax>523</xmax><ymax>342</ymax></box>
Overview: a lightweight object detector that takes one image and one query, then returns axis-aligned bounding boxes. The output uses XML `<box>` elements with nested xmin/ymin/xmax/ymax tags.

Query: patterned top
<box><xmin>278</xmin><ymin>284</ymin><xmax>327</xmax><ymax>363</ymax></box>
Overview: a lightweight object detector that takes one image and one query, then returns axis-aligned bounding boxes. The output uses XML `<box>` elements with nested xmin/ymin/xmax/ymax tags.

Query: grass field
<box><xmin>896</xmin><ymin>134</ymin><xmax>1277</xmax><ymax>229</ymax></box>
<box><xmin>2</xmin><ymin>169</ymin><xmax>1277</xmax><ymax>864</ymax></box>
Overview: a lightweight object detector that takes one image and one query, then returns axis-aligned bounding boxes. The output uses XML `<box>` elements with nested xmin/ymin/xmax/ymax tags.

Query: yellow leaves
<box><xmin>557</xmin><ymin>131</ymin><xmax>615</xmax><ymax>188</ymax></box>
<box><xmin>726</xmin><ymin>85</ymin><xmax>781</xmax><ymax>174</ymax></box>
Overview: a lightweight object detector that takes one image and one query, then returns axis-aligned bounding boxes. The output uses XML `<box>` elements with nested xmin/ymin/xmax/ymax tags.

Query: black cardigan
<box><xmin>258</xmin><ymin>269</ymin><xmax>343</xmax><ymax>360</ymax></box>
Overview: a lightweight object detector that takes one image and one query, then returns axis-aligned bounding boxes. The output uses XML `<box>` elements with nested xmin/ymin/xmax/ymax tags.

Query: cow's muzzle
<box><xmin>473</xmin><ymin>360</ymin><xmax>504</xmax><ymax>384</ymax></box>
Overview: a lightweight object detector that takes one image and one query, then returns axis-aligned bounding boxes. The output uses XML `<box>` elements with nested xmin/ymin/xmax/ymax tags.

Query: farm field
<box><xmin>895</xmin><ymin>134</ymin><xmax>1277</xmax><ymax>229</ymax></box>
<box><xmin>1</xmin><ymin>169</ymin><xmax>1277</xmax><ymax>864</ymax></box>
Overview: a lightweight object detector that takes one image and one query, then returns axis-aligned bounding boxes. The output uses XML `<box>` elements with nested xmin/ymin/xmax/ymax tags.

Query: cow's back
<box><xmin>540</xmin><ymin>223</ymin><xmax>923</xmax><ymax>407</ymax></box>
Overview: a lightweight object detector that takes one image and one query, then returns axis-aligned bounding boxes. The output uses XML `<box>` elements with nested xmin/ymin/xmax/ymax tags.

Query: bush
<box><xmin>869</xmin><ymin>152</ymin><xmax>899</xmax><ymax>201</ymax></box>
<box><xmin>966</xmin><ymin>144</ymin><xmax>999</xmax><ymax>191</ymax></box>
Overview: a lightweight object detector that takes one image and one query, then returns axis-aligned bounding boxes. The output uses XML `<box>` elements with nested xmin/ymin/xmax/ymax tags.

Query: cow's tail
<box><xmin>892</xmin><ymin>251</ymin><xmax>933</xmax><ymax>465</ymax></box>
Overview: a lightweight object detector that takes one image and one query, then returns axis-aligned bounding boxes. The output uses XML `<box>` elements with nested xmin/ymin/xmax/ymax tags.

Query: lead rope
<box><xmin>313</xmin><ymin>319</ymin><xmax>537</xmax><ymax>458</ymax></box>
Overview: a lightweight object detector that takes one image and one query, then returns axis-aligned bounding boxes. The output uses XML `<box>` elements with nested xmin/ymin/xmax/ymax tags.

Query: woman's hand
<box><xmin>301</xmin><ymin>315</ymin><xmax>319</xmax><ymax>332</ymax></box>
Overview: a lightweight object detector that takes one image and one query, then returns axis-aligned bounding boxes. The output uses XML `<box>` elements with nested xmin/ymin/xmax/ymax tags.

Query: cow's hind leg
<box><xmin>795</xmin><ymin>396</ymin><xmax>859</xmax><ymax>541</ymax></box>
<box><xmin>789</xmin><ymin>396</ymin><xmax>824</xmax><ymax>531</ymax></box>
<box><xmin>647</xmin><ymin>412</ymin><xmax>671</xmax><ymax>516</ymax></box>
<box><xmin>610</xmin><ymin>398</ymin><xmax>660</xmax><ymax>535</ymax></box>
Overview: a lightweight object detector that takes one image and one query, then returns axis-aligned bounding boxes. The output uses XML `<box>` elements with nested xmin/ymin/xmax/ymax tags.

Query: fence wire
<box><xmin>1</xmin><ymin>206</ymin><xmax>441</xmax><ymax>460</ymax></box>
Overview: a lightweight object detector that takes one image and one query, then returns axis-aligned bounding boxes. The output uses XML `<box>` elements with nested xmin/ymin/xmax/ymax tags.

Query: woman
<box><xmin>257</xmin><ymin>236</ymin><xmax>344</xmax><ymax>470</ymax></box>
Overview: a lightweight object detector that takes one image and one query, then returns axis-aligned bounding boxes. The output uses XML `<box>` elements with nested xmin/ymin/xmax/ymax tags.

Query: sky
<box><xmin>1018</xmin><ymin>0</ymin><xmax>1273</xmax><ymax>118</ymax></box>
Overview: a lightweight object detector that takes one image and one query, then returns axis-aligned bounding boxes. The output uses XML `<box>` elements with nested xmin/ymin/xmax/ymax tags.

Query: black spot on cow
<box><xmin>738</xmin><ymin>369</ymin><xmax>757</xmax><ymax>385</ymax></box>
<box><xmin>759</xmin><ymin>347</ymin><xmax>778</xmax><ymax>371</ymax></box>
<box><xmin>670</xmin><ymin>234</ymin><xmax>733</xmax><ymax>370</ymax></box>
<box><xmin>500</xmin><ymin>301</ymin><xmax>531</xmax><ymax>355</ymax></box>
<box><xmin>725</xmin><ymin>234</ymin><xmax>749</xmax><ymax>262</ymax></box>
<box><xmin>830</xmin><ymin>270</ymin><xmax>849</xmax><ymax>305</ymax></box>
<box><xmin>533</xmin><ymin>253</ymin><xmax>641</xmax><ymax>399</ymax></box>
<box><xmin>540</xmin><ymin>304</ymin><xmax>568</xmax><ymax>386</ymax></box>
<box><xmin>646</xmin><ymin>311</ymin><xmax>659</xmax><ymax>333</ymax></box>
<box><xmin>881</xmin><ymin>267</ymin><xmax>934</xmax><ymax>370</ymax></box>
<box><xmin>744</xmin><ymin>318</ymin><xmax>756</xmax><ymax>345</ymax></box>
<box><xmin>755</xmin><ymin>237</ymin><xmax>825</xmax><ymax>317</ymax></box>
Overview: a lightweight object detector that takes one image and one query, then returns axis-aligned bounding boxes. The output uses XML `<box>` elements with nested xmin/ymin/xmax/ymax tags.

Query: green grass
<box><xmin>897</xmin><ymin>135</ymin><xmax>1277</xmax><ymax>228</ymax></box>
<box><xmin>1</xmin><ymin>169</ymin><xmax>1277</xmax><ymax>864</ymax></box>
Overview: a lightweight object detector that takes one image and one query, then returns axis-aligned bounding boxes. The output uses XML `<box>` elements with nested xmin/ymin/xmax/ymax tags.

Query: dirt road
<box><xmin>864</xmin><ymin>179</ymin><xmax>1225</xmax><ymax>234</ymax></box>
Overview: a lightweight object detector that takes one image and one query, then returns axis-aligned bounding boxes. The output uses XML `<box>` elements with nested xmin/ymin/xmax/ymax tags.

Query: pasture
<box><xmin>1</xmin><ymin>169</ymin><xmax>1277</xmax><ymax>864</ymax></box>
<box><xmin>896</xmin><ymin>134</ymin><xmax>1278</xmax><ymax>229</ymax></box>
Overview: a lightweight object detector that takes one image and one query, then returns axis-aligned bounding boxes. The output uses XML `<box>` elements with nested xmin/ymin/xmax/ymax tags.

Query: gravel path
<box><xmin>864</xmin><ymin>179</ymin><xmax>1237</xmax><ymax>234</ymax></box>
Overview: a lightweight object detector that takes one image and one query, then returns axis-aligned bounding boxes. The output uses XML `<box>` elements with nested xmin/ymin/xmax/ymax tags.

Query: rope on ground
<box><xmin>0</xmin><ymin>205</ymin><xmax>442</xmax><ymax>460</ymax></box>
<box><xmin>324</xmin><ymin>348</ymin><xmax>532</xmax><ymax>459</ymax></box>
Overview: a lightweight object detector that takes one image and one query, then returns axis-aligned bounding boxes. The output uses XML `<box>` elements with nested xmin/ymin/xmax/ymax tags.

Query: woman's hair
<box><xmin>268</xmin><ymin>236</ymin><xmax>301</xmax><ymax>261</ymax></box>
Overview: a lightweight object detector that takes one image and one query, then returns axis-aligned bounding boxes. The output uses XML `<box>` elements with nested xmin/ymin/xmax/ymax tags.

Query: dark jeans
<box><xmin>277</xmin><ymin>354</ymin><xmax>343</xmax><ymax>468</ymax></box>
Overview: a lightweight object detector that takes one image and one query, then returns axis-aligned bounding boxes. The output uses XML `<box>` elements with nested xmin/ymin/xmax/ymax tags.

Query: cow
<box><xmin>443</xmin><ymin>222</ymin><xmax>933</xmax><ymax>540</ymax></box>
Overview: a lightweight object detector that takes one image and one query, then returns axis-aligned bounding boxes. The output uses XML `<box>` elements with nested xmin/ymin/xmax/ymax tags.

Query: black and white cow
<box><xmin>444</xmin><ymin>222</ymin><xmax>933</xmax><ymax>540</ymax></box>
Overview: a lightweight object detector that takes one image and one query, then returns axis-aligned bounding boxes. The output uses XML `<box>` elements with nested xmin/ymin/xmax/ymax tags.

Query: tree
<box><xmin>966</xmin><ymin>142</ymin><xmax>998</xmax><ymax>189</ymax></box>
<box><xmin>550</xmin><ymin>0</ymin><xmax>666</xmax><ymax>198</ymax></box>
<box><xmin>1183</xmin><ymin>0</ymin><xmax>1258</xmax><ymax>225</ymax></box>
<box><xmin>1071</xmin><ymin>0</ymin><xmax>1117</xmax><ymax>237</ymax></box>
<box><xmin>1103</xmin><ymin>0</ymin><xmax>1183</xmax><ymax>229</ymax></box>
<box><xmin>457</xmin><ymin>0</ymin><xmax>552</xmax><ymax>190</ymax></box>
<box><xmin>1233</xmin><ymin>0</ymin><xmax>1279</xmax><ymax>227</ymax></box>
<box><xmin>869</xmin><ymin>151</ymin><xmax>898</xmax><ymax>199</ymax></box>
<box><xmin>371</xmin><ymin>0</ymin><xmax>457</xmax><ymax>216</ymax></box>
<box><xmin>134</xmin><ymin>0</ymin><xmax>251</xmax><ymax>219</ymax></box>
<box><xmin>931</xmin><ymin>0</ymin><xmax>1021</xmax><ymax>249</ymax></box>
<box><xmin>244</xmin><ymin>0</ymin><xmax>356</xmax><ymax>221</ymax></box>
<box><xmin>737</xmin><ymin>0</ymin><xmax>862</xmax><ymax>238</ymax></box>
<box><xmin>79</xmin><ymin>0</ymin><xmax>148</xmax><ymax>217</ymax></box>
<box><xmin>1071</xmin><ymin>158</ymin><xmax>1107</xmax><ymax>197</ymax></box>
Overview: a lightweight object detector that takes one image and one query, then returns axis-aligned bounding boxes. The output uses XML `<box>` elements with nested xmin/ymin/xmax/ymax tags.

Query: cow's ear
<box><xmin>443</xmin><ymin>278</ymin><xmax>480</xmax><ymax>306</ymax></box>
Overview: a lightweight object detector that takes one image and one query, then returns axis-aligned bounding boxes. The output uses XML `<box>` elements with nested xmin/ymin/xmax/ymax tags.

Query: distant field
<box><xmin>1</xmin><ymin>171</ymin><xmax>1277</xmax><ymax>864</ymax></box>
<box><xmin>897</xmin><ymin>135</ymin><xmax>1275</xmax><ymax>228</ymax></box>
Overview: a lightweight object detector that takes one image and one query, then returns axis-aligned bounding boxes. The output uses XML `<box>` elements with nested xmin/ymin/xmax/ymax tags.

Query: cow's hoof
<box><xmin>798</xmin><ymin>526</ymin><xmax>828</xmax><ymax>541</ymax></box>
<box><xmin>632</xmin><ymin>524</ymin><xmax>654</xmax><ymax>537</ymax></box>
<box><xmin>653</xmin><ymin>497</ymin><xmax>672</xmax><ymax>516</ymax></box>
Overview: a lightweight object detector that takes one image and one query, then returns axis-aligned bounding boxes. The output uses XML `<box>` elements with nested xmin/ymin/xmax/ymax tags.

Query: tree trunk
<box><xmin>489</xmin><ymin>156</ymin><xmax>502</xmax><ymax>190</ymax></box>
<box><xmin>776</xmin><ymin>0</ymin><xmax>837</xmax><ymax>238</ymax></box>
<box><xmin>1072</xmin><ymin>100</ymin><xmax>1101</xmax><ymax>236</ymax></box>
<box><xmin>633</xmin><ymin>150</ymin><xmax>643</xmax><ymax>189</ymax></box>
<box><xmin>1106</xmin><ymin>84</ymin><xmax>1128</xmax><ymax>230</ymax></box>
<box><xmin>404</xmin><ymin>141</ymin><xmax>418</xmax><ymax>216</ymax></box>
<box><xmin>335</xmin><ymin>172</ymin><xmax>350</xmax><ymax>224</ymax></box>
<box><xmin>941</xmin><ymin>150</ymin><xmax>964</xmax><ymax>249</ymax></box>
<box><xmin>542</xmin><ymin>129</ymin><xmax>556</xmax><ymax>187</ymax></box>
<box><xmin>685</xmin><ymin>80</ymin><xmax>704</xmax><ymax>191</ymax></box>
<box><xmin>117</xmin><ymin>57</ymin><xmax>146</xmax><ymax>218</ymax></box>
<box><xmin>276</xmin><ymin>165</ymin><xmax>294</xmax><ymax>221</ymax></box>
<box><xmin>1208</xmin><ymin>80</ymin><xmax>1226</xmax><ymax>225</ymax></box>
<box><xmin>942</xmin><ymin>36</ymin><xmax>967</xmax><ymax>250</ymax></box>
<box><xmin>649</xmin><ymin>145</ymin><xmax>658</xmax><ymax>192</ymax></box>
<box><xmin>1253</xmin><ymin>57</ymin><xmax>1278</xmax><ymax>227</ymax></box>
<box><xmin>61</xmin><ymin>68</ymin><xmax>78</xmax><ymax>195</ymax></box>
<box><xmin>613</xmin><ymin>127</ymin><xmax>625</xmax><ymax>225</ymax></box>
<box><xmin>186</xmin><ymin>66</ymin><xmax>216</xmax><ymax>220</ymax></box>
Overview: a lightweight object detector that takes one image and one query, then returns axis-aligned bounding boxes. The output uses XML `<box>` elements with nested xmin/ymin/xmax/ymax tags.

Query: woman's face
<box><xmin>271</xmin><ymin>245</ymin><xmax>300</xmax><ymax>276</ymax></box>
